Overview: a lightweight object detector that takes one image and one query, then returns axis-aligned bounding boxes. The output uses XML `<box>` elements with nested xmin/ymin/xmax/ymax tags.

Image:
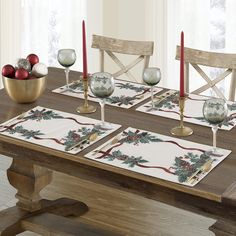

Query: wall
<box><xmin>86</xmin><ymin>0</ymin><xmax>103</xmax><ymax>73</ymax></box>
<box><xmin>102</xmin><ymin>0</ymin><xmax>166</xmax><ymax>85</ymax></box>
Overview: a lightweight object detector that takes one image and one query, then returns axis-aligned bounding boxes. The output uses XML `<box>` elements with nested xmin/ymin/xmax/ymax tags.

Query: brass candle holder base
<box><xmin>171</xmin><ymin>126</ymin><xmax>193</xmax><ymax>137</ymax></box>
<box><xmin>77</xmin><ymin>104</ymin><xmax>96</xmax><ymax>114</ymax></box>
<box><xmin>171</xmin><ymin>96</ymin><xmax>193</xmax><ymax>137</ymax></box>
<box><xmin>76</xmin><ymin>77</ymin><xmax>96</xmax><ymax>114</ymax></box>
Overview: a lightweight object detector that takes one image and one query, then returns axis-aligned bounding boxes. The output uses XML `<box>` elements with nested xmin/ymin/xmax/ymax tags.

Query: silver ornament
<box><xmin>16</xmin><ymin>58</ymin><xmax>31</xmax><ymax>72</ymax></box>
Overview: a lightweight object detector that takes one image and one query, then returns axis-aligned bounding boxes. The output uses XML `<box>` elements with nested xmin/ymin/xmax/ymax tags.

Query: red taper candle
<box><xmin>82</xmin><ymin>20</ymin><xmax>88</xmax><ymax>79</ymax></box>
<box><xmin>180</xmin><ymin>31</ymin><xmax>185</xmax><ymax>97</ymax></box>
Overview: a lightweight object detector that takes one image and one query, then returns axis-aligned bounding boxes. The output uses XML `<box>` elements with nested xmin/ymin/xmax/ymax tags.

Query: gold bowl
<box><xmin>2</xmin><ymin>76</ymin><xmax>47</xmax><ymax>103</ymax></box>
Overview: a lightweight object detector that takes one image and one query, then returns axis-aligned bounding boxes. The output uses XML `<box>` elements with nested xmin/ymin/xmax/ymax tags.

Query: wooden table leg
<box><xmin>7</xmin><ymin>158</ymin><xmax>52</xmax><ymax>212</ymax></box>
<box><xmin>209</xmin><ymin>181</ymin><xmax>236</xmax><ymax>235</ymax></box>
<box><xmin>209</xmin><ymin>220</ymin><xmax>236</xmax><ymax>236</ymax></box>
<box><xmin>0</xmin><ymin>158</ymin><xmax>89</xmax><ymax>236</ymax></box>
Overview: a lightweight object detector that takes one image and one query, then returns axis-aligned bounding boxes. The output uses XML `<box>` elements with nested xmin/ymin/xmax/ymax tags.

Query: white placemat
<box><xmin>52</xmin><ymin>79</ymin><xmax>163</xmax><ymax>109</ymax></box>
<box><xmin>0</xmin><ymin>106</ymin><xmax>121</xmax><ymax>154</ymax></box>
<box><xmin>136</xmin><ymin>90</ymin><xmax>236</xmax><ymax>130</ymax></box>
<box><xmin>85</xmin><ymin>127</ymin><xmax>231</xmax><ymax>186</ymax></box>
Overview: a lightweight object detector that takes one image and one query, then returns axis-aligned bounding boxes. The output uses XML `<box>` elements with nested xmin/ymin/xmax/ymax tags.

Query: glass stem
<box><xmin>65</xmin><ymin>67</ymin><xmax>70</xmax><ymax>90</ymax></box>
<box><xmin>100</xmin><ymin>99</ymin><xmax>105</xmax><ymax>124</ymax></box>
<box><xmin>212</xmin><ymin>125</ymin><xmax>218</xmax><ymax>152</ymax></box>
<box><xmin>151</xmin><ymin>86</ymin><xmax>154</xmax><ymax>108</ymax></box>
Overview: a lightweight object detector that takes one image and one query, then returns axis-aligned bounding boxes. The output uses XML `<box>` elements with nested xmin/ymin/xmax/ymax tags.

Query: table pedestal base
<box><xmin>0</xmin><ymin>198</ymin><xmax>88</xmax><ymax>235</ymax></box>
<box><xmin>1</xmin><ymin>158</ymin><xmax>92</xmax><ymax>235</ymax></box>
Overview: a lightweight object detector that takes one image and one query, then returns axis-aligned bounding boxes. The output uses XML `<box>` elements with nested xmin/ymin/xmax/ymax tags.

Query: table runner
<box><xmin>85</xmin><ymin>127</ymin><xmax>231</xmax><ymax>186</ymax></box>
<box><xmin>136</xmin><ymin>90</ymin><xmax>236</xmax><ymax>130</ymax></box>
<box><xmin>52</xmin><ymin>79</ymin><xmax>162</xmax><ymax>109</ymax></box>
<box><xmin>0</xmin><ymin>106</ymin><xmax>121</xmax><ymax>154</ymax></box>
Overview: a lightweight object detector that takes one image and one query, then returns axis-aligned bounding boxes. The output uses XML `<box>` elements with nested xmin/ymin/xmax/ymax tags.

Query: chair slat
<box><xmin>184</xmin><ymin>62</ymin><xmax>190</xmax><ymax>93</ymax></box>
<box><xmin>92</xmin><ymin>35</ymin><xmax>154</xmax><ymax>83</ymax></box>
<box><xmin>191</xmin><ymin>63</ymin><xmax>226</xmax><ymax>99</ymax></box>
<box><xmin>92</xmin><ymin>35</ymin><xmax>153</xmax><ymax>56</ymax></box>
<box><xmin>176</xmin><ymin>46</ymin><xmax>236</xmax><ymax>69</ymax></box>
<box><xmin>106</xmin><ymin>51</ymin><xmax>137</xmax><ymax>82</ymax></box>
<box><xmin>176</xmin><ymin>46</ymin><xmax>236</xmax><ymax>101</ymax></box>
<box><xmin>99</xmin><ymin>50</ymin><xmax>104</xmax><ymax>72</ymax></box>
<box><xmin>229</xmin><ymin>70</ymin><xmax>236</xmax><ymax>101</ymax></box>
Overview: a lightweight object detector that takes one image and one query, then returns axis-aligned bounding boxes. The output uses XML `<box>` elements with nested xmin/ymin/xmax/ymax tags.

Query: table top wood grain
<box><xmin>0</xmin><ymin>67</ymin><xmax>235</xmax><ymax>219</ymax></box>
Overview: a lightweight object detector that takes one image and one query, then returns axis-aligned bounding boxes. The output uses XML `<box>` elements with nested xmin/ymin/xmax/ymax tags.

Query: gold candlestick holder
<box><xmin>76</xmin><ymin>77</ymin><xmax>96</xmax><ymax>114</ymax></box>
<box><xmin>171</xmin><ymin>96</ymin><xmax>193</xmax><ymax>136</ymax></box>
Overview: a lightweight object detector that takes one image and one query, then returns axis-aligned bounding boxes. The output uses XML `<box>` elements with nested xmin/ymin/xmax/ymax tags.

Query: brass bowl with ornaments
<box><xmin>2</xmin><ymin>76</ymin><xmax>47</xmax><ymax>103</ymax></box>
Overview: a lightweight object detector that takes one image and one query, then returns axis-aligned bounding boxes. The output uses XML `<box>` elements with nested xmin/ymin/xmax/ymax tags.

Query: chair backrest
<box><xmin>92</xmin><ymin>34</ymin><xmax>154</xmax><ymax>83</ymax></box>
<box><xmin>176</xmin><ymin>46</ymin><xmax>236</xmax><ymax>101</ymax></box>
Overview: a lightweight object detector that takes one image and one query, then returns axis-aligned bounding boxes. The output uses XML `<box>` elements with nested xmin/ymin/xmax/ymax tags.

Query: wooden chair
<box><xmin>176</xmin><ymin>46</ymin><xmax>236</xmax><ymax>101</ymax></box>
<box><xmin>91</xmin><ymin>34</ymin><xmax>154</xmax><ymax>82</ymax></box>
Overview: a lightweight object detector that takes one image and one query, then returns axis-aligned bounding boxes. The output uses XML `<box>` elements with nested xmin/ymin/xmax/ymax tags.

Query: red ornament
<box><xmin>15</xmin><ymin>68</ymin><xmax>29</xmax><ymax>80</ymax></box>
<box><xmin>26</xmin><ymin>54</ymin><xmax>39</xmax><ymax>67</ymax></box>
<box><xmin>28</xmin><ymin>74</ymin><xmax>37</xmax><ymax>80</ymax></box>
<box><xmin>2</xmin><ymin>64</ymin><xmax>15</xmax><ymax>78</ymax></box>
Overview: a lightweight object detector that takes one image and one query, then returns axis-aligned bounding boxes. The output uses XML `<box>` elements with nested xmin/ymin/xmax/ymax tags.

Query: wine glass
<box><xmin>203</xmin><ymin>98</ymin><xmax>228</xmax><ymax>155</ymax></box>
<box><xmin>57</xmin><ymin>49</ymin><xmax>76</xmax><ymax>91</ymax></box>
<box><xmin>143</xmin><ymin>67</ymin><xmax>161</xmax><ymax>109</ymax></box>
<box><xmin>90</xmin><ymin>72</ymin><xmax>115</xmax><ymax>130</ymax></box>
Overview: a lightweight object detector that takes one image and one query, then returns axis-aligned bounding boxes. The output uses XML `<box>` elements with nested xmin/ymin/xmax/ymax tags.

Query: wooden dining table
<box><xmin>0</xmin><ymin>67</ymin><xmax>235</xmax><ymax>235</ymax></box>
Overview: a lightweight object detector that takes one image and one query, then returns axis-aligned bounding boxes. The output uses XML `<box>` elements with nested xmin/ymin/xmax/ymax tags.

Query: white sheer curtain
<box><xmin>0</xmin><ymin>0</ymin><xmax>103</xmax><ymax>84</ymax></box>
<box><xmin>21</xmin><ymin>0</ymin><xmax>86</xmax><ymax>71</ymax></box>
<box><xmin>21</xmin><ymin>0</ymin><xmax>103</xmax><ymax>73</ymax></box>
<box><xmin>164</xmin><ymin>0</ymin><xmax>236</xmax><ymax>97</ymax></box>
<box><xmin>0</xmin><ymin>0</ymin><xmax>23</xmax><ymax>88</ymax></box>
<box><xmin>22</xmin><ymin>0</ymin><xmax>86</xmax><ymax>69</ymax></box>
<box><xmin>165</xmin><ymin>0</ymin><xmax>211</xmax><ymax>91</ymax></box>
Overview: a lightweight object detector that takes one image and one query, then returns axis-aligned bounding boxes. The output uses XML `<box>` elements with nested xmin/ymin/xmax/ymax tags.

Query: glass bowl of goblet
<box><xmin>143</xmin><ymin>67</ymin><xmax>161</xmax><ymax>109</ymax></box>
<box><xmin>90</xmin><ymin>72</ymin><xmax>115</xmax><ymax>130</ymax></box>
<box><xmin>57</xmin><ymin>49</ymin><xmax>76</xmax><ymax>91</ymax></box>
<box><xmin>203</xmin><ymin>98</ymin><xmax>228</xmax><ymax>155</ymax></box>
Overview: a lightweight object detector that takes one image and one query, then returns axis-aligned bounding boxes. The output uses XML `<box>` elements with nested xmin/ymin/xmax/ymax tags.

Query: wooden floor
<box><xmin>0</xmin><ymin>155</ymin><xmax>215</xmax><ymax>236</ymax></box>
